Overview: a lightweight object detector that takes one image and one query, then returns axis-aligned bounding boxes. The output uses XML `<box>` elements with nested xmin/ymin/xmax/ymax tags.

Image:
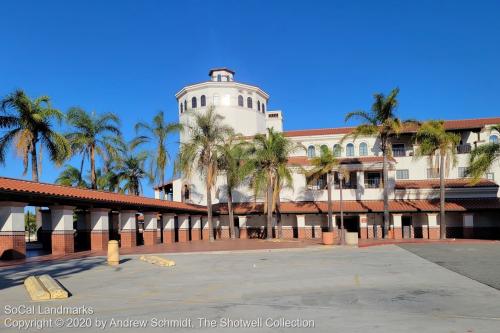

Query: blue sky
<box><xmin>1</xmin><ymin>0</ymin><xmax>499</xmax><ymax>197</ymax></box>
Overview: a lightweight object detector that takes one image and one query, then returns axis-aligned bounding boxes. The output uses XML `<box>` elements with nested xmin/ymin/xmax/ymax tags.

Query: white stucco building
<box><xmin>155</xmin><ymin>68</ymin><xmax>500</xmax><ymax>241</ymax></box>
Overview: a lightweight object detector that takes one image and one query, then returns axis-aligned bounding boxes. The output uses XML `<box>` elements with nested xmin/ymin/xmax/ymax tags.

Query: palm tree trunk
<box><xmin>327</xmin><ymin>172</ymin><xmax>333</xmax><ymax>231</ymax></box>
<box><xmin>90</xmin><ymin>145</ymin><xmax>96</xmax><ymax>189</ymax></box>
<box><xmin>439</xmin><ymin>153</ymin><xmax>446</xmax><ymax>239</ymax></box>
<box><xmin>276</xmin><ymin>193</ymin><xmax>282</xmax><ymax>239</ymax></box>
<box><xmin>340</xmin><ymin>177</ymin><xmax>345</xmax><ymax>245</ymax></box>
<box><xmin>206</xmin><ymin>180</ymin><xmax>214</xmax><ymax>242</ymax></box>
<box><xmin>227</xmin><ymin>181</ymin><xmax>235</xmax><ymax>239</ymax></box>
<box><xmin>31</xmin><ymin>142</ymin><xmax>39</xmax><ymax>182</ymax></box>
<box><xmin>266</xmin><ymin>173</ymin><xmax>273</xmax><ymax>239</ymax></box>
<box><xmin>382</xmin><ymin>146</ymin><xmax>390</xmax><ymax>238</ymax></box>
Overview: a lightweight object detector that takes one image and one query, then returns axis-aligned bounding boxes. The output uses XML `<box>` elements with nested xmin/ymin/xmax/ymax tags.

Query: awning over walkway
<box><xmin>216</xmin><ymin>198</ymin><xmax>500</xmax><ymax>215</ymax></box>
<box><xmin>0</xmin><ymin>177</ymin><xmax>206</xmax><ymax>213</ymax></box>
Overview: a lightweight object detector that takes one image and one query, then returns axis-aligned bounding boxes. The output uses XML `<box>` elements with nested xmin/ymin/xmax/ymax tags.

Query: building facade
<box><xmin>155</xmin><ymin>68</ymin><xmax>500</xmax><ymax>241</ymax></box>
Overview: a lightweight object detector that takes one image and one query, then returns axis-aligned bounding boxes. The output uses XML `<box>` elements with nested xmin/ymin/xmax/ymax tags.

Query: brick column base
<box><xmin>280</xmin><ymin>227</ymin><xmax>293</xmax><ymax>239</ymax></box>
<box><xmin>120</xmin><ymin>230</ymin><xmax>136</xmax><ymax>248</ymax></box>
<box><xmin>178</xmin><ymin>229</ymin><xmax>189</xmax><ymax>242</ymax></box>
<box><xmin>239</xmin><ymin>228</ymin><xmax>247</xmax><ymax>239</ymax></box>
<box><xmin>51</xmin><ymin>231</ymin><xmax>74</xmax><ymax>255</ymax></box>
<box><xmin>190</xmin><ymin>228</ymin><xmax>200</xmax><ymax>241</ymax></box>
<box><xmin>421</xmin><ymin>226</ymin><xmax>429</xmax><ymax>239</ymax></box>
<box><xmin>218</xmin><ymin>228</ymin><xmax>230</xmax><ymax>239</ymax></box>
<box><xmin>428</xmin><ymin>227</ymin><xmax>440</xmax><ymax>240</ymax></box>
<box><xmin>360</xmin><ymin>226</ymin><xmax>368</xmax><ymax>239</ymax></box>
<box><xmin>463</xmin><ymin>227</ymin><xmax>474</xmax><ymax>239</ymax></box>
<box><xmin>91</xmin><ymin>231</ymin><xmax>109</xmax><ymax>251</ymax></box>
<box><xmin>163</xmin><ymin>230</ymin><xmax>175</xmax><ymax>244</ymax></box>
<box><xmin>143</xmin><ymin>230</ymin><xmax>157</xmax><ymax>246</ymax></box>
<box><xmin>393</xmin><ymin>228</ymin><xmax>403</xmax><ymax>240</ymax></box>
<box><xmin>0</xmin><ymin>231</ymin><xmax>26</xmax><ymax>259</ymax></box>
<box><xmin>202</xmin><ymin>229</ymin><xmax>210</xmax><ymax>240</ymax></box>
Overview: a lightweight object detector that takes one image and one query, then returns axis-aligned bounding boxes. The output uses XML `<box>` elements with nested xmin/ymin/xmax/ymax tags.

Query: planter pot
<box><xmin>322</xmin><ymin>231</ymin><xmax>335</xmax><ymax>245</ymax></box>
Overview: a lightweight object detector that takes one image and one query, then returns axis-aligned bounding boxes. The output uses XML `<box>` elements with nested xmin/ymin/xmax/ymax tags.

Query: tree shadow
<box><xmin>0</xmin><ymin>256</ymin><xmax>111</xmax><ymax>292</ymax></box>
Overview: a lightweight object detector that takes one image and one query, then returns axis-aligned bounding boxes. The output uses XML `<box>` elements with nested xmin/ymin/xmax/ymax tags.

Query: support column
<box><xmin>462</xmin><ymin>213</ymin><xmax>474</xmax><ymax>239</ymax></box>
<box><xmin>0</xmin><ymin>202</ymin><xmax>27</xmax><ymax>259</ymax></box>
<box><xmin>296</xmin><ymin>215</ymin><xmax>306</xmax><ymax>239</ymax></box>
<box><xmin>392</xmin><ymin>214</ymin><xmax>403</xmax><ymax>240</ymax></box>
<box><xmin>238</xmin><ymin>216</ymin><xmax>247</xmax><ymax>239</ymax></box>
<box><xmin>90</xmin><ymin>208</ymin><xmax>109</xmax><ymax>251</ymax></box>
<box><xmin>120</xmin><ymin>210</ymin><xmax>137</xmax><ymax>248</ymax></box>
<box><xmin>218</xmin><ymin>216</ymin><xmax>229</xmax><ymax>239</ymax></box>
<box><xmin>40</xmin><ymin>209</ymin><xmax>52</xmax><ymax>250</ymax></box>
<box><xmin>162</xmin><ymin>214</ymin><xmax>175</xmax><ymax>244</ymax></box>
<box><xmin>178</xmin><ymin>215</ymin><xmax>189</xmax><ymax>242</ymax></box>
<box><xmin>191</xmin><ymin>215</ymin><xmax>202</xmax><ymax>241</ymax></box>
<box><xmin>143</xmin><ymin>212</ymin><xmax>158</xmax><ymax>246</ymax></box>
<box><xmin>359</xmin><ymin>214</ymin><xmax>368</xmax><ymax>239</ymax></box>
<box><xmin>427</xmin><ymin>213</ymin><xmax>439</xmax><ymax>240</ymax></box>
<box><xmin>201</xmin><ymin>216</ymin><xmax>210</xmax><ymax>240</ymax></box>
<box><xmin>50</xmin><ymin>206</ymin><xmax>75</xmax><ymax>255</ymax></box>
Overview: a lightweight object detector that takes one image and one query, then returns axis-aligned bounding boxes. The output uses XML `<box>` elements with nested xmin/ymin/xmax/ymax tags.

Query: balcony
<box><xmin>457</xmin><ymin>144</ymin><xmax>471</xmax><ymax>154</ymax></box>
<box><xmin>392</xmin><ymin>147</ymin><xmax>406</xmax><ymax>157</ymax></box>
<box><xmin>365</xmin><ymin>178</ymin><xmax>382</xmax><ymax>189</ymax></box>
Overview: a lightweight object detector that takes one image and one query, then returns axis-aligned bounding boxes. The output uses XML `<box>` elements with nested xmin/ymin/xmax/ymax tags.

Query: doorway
<box><xmin>402</xmin><ymin>216</ymin><xmax>412</xmax><ymax>239</ymax></box>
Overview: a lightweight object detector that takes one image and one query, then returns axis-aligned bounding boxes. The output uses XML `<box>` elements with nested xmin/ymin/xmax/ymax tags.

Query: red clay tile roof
<box><xmin>287</xmin><ymin>155</ymin><xmax>393</xmax><ymax>166</ymax></box>
<box><xmin>0</xmin><ymin>177</ymin><xmax>206</xmax><ymax>213</ymax></box>
<box><xmin>215</xmin><ymin>198</ymin><xmax>500</xmax><ymax>214</ymax></box>
<box><xmin>284</xmin><ymin>117</ymin><xmax>500</xmax><ymax>138</ymax></box>
<box><xmin>395</xmin><ymin>179</ymin><xmax>498</xmax><ymax>189</ymax></box>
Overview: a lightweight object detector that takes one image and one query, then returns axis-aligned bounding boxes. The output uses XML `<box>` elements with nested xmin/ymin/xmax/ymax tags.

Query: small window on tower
<box><xmin>191</xmin><ymin>97</ymin><xmax>197</xmax><ymax>109</ymax></box>
<box><xmin>217</xmin><ymin>74</ymin><xmax>221</xmax><ymax>82</ymax></box>
<box><xmin>238</xmin><ymin>95</ymin><xmax>244</xmax><ymax>107</ymax></box>
<box><xmin>201</xmin><ymin>95</ymin><xmax>206</xmax><ymax>107</ymax></box>
<box><xmin>247</xmin><ymin>97</ymin><xmax>253</xmax><ymax>109</ymax></box>
<box><xmin>257</xmin><ymin>101</ymin><xmax>261</xmax><ymax>111</ymax></box>
<box><xmin>262</xmin><ymin>104</ymin><xmax>265</xmax><ymax>113</ymax></box>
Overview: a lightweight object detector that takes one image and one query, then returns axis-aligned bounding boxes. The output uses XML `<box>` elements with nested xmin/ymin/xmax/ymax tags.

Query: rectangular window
<box><xmin>486</xmin><ymin>172</ymin><xmax>495</xmax><ymax>180</ymax></box>
<box><xmin>458</xmin><ymin>167</ymin><xmax>468</xmax><ymax>178</ymax></box>
<box><xmin>427</xmin><ymin>168</ymin><xmax>439</xmax><ymax>179</ymax></box>
<box><xmin>396</xmin><ymin>169</ymin><xmax>409</xmax><ymax>179</ymax></box>
<box><xmin>306</xmin><ymin>174</ymin><xmax>327</xmax><ymax>190</ymax></box>
<box><xmin>392</xmin><ymin>144</ymin><xmax>406</xmax><ymax>157</ymax></box>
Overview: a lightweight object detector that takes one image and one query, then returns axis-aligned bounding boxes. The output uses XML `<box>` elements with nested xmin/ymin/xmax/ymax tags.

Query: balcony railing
<box><xmin>365</xmin><ymin>178</ymin><xmax>381</xmax><ymax>188</ymax></box>
<box><xmin>457</xmin><ymin>144</ymin><xmax>471</xmax><ymax>154</ymax></box>
<box><xmin>392</xmin><ymin>147</ymin><xmax>406</xmax><ymax>157</ymax></box>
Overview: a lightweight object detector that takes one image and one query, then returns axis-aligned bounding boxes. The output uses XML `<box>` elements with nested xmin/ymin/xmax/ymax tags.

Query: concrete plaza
<box><xmin>1</xmin><ymin>244</ymin><xmax>499</xmax><ymax>332</ymax></box>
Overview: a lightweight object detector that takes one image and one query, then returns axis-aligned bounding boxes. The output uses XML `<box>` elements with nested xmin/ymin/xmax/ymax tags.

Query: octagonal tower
<box><xmin>175</xmin><ymin>68</ymin><xmax>272</xmax><ymax>143</ymax></box>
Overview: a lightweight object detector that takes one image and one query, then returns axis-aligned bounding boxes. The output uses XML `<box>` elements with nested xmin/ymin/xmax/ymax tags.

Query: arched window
<box><xmin>489</xmin><ymin>135</ymin><xmax>498</xmax><ymax>144</ymax></box>
<box><xmin>238</xmin><ymin>95</ymin><xmax>244</xmax><ymax>107</ymax></box>
<box><xmin>191</xmin><ymin>97</ymin><xmax>197</xmax><ymax>109</ymax></box>
<box><xmin>247</xmin><ymin>97</ymin><xmax>253</xmax><ymax>109</ymax></box>
<box><xmin>307</xmin><ymin>145</ymin><xmax>316</xmax><ymax>158</ymax></box>
<box><xmin>184</xmin><ymin>100</ymin><xmax>187</xmax><ymax>111</ymax></box>
<box><xmin>359</xmin><ymin>142</ymin><xmax>368</xmax><ymax>156</ymax></box>
<box><xmin>346</xmin><ymin>143</ymin><xmax>355</xmax><ymax>157</ymax></box>
<box><xmin>333</xmin><ymin>144</ymin><xmax>341</xmax><ymax>157</ymax></box>
<box><xmin>180</xmin><ymin>103</ymin><xmax>183</xmax><ymax>113</ymax></box>
<box><xmin>262</xmin><ymin>104</ymin><xmax>265</xmax><ymax>113</ymax></box>
<box><xmin>200</xmin><ymin>95</ymin><xmax>206</xmax><ymax>107</ymax></box>
<box><xmin>257</xmin><ymin>101</ymin><xmax>261</xmax><ymax>111</ymax></box>
<box><xmin>217</xmin><ymin>74</ymin><xmax>221</xmax><ymax>82</ymax></box>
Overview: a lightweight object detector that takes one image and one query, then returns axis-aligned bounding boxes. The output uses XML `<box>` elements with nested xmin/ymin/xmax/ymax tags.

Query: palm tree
<box><xmin>56</xmin><ymin>165</ymin><xmax>88</xmax><ymax>188</ymax></box>
<box><xmin>306</xmin><ymin>145</ymin><xmax>339</xmax><ymax>233</ymax></box>
<box><xmin>115</xmin><ymin>151</ymin><xmax>149</xmax><ymax>195</ymax></box>
<box><xmin>217</xmin><ymin>135</ymin><xmax>253</xmax><ymax>239</ymax></box>
<box><xmin>414</xmin><ymin>120</ymin><xmax>460</xmax><ymax>239</ymax></box>
<box><xmin>249</xmin><ymin>128</ymin><xmax>299</xmax><ymax>239</ymax></box>
<box><xmin>65</xmin><ymin>107</ymin><xmax>121</xmax><ymax>189</ymax></box>
<box><xmin>344</xmin><ymin>88</ymin><xmax>411</xmax><ymax>238</ymax></box>
<box><xmin>0</xmin><ymin>90</ymin><xmax>70</xmax><ymax>181</ymax></box>
<box><xmin>132</xmin><ymin>111</ymin><xmax>183</xmax><ymax>186</ymax></box>
<box><xmin>175</xmin><ymin>107</ymin><xmax>233</xmax><ymax>241</ymax></box>
<box><xmin>467</xmin><ymin>124</ymin><xmax>500</xmax><ymax>184</ymax></box>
